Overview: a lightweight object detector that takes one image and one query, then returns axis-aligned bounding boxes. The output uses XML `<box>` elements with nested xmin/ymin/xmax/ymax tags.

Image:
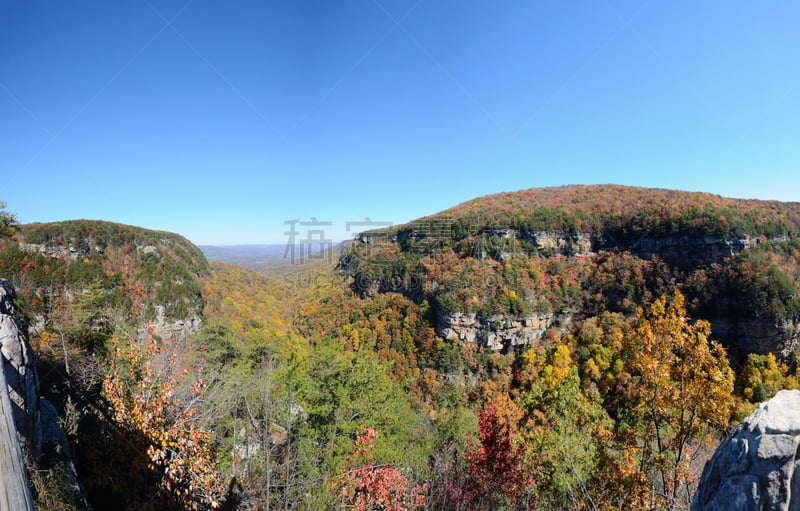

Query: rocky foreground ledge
<box><xmin>0</xmin><ymin>280</ymin><xmax>37</xmax><ymax>510</ymax></box>
<box><xmin>0</xmin><ymin>279</ymin><xmax>91</xmax><ymax>510</ymax></box>
<box><xmin>694</xmin><ymin>389</ymin><xmax>800</xmax><ymax>511</ymax></box>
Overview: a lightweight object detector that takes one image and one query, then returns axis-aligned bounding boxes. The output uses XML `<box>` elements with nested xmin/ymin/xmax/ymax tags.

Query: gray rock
<box><xmin>0</xmin><ymin>280</ymin><xmax>40</xmax><ymax>462</ymax></box>
<box><xmin>0</xmin><ymin>279</ymin><xmax>93</xmax><ymax>509</ymax></box>
<box><xmin>694</xmin><ymin>390</ymin><xmax>800</xmax><ymax>511</ymax></box>
<box><xmin>39</xmin><ymin>398</ymin><xmax>92</xmax><ymax>511</ymax></box>
<box><xmin>0</xmin><ymin>279</ymin><xmax>38</xmax><ymax>510</ymax></box>
<box><xmin>435</xmin><ymin>309</ymin><xmax>569</xmax><ymax>351</ymax></box>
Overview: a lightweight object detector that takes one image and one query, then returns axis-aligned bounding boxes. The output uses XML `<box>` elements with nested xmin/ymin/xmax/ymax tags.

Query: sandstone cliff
<box><xmin>712</xmin><ymin>317</ymin><xmax>800</xmax><ymax>360</ymax></box>
<box><xmin>369</xmin><ymin>228</ymin><xmax>766</xmax><ymax>264</ymax></box>
<box><xmin>436</xmin><ymin>309</ymin><xmax>569</xmax><ymax>350</ymax></box>
<box><xmin>346</xmin><ymin>225</ymin><xmax>800</xmax><ymax>356</ymax></box>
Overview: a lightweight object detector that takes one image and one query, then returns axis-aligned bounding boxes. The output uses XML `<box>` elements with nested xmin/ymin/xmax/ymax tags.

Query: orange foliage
<box><xmin>102</xmin><ymin>336</ymin><xmax>224</xmax><ymax>509</ymax></box>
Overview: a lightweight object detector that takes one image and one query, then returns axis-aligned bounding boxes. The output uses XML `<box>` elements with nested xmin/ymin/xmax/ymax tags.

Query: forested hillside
<box><xmin>2</xmin><ymin>187</ymin><xmax>800</xmax><ymax>510</ymax></box>
<box><xmin>344</xmin><ymin>185</ymin><xmax>800</xmax><ymax>358</ymax></box>
<box><xmin>4</xmin><ymin>220</ymin><xmax>209</xmax><ymax>339</ymax></box>
<box><xmin>0</xmin><ymin>219</ymin><xmax>219</xmax><ymax>509</ymax></box>
<box><xmin>397</xmin><ymin>184</ymin><xmax>800</xmax><ymax>240</ymax></box>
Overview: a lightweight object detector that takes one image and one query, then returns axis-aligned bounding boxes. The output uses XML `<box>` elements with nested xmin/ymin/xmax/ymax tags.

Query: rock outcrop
<box><xmin>365</xmin><ymin>228</ymin><xmax>764</xmax><ymax>263</ymax></box>
<box><xmin>0</xmin><ymin>279</ymin><xmax>38</xmax><ymax>510</ymax></box>
<box><xmin>19</xmin><ymin>241</ymin><xmax>104</xmax><ymax>260</ymax></box>
<box><xmin>519</xmin><ymin>230</ymin><xmax>760</xmax><ymax>264</ymax></box>
<box><xmin>693</xmin><ymin>389</ymin><xmax>800</xmax><ymax>511</ymax></box>
<box><xmin>39</xmin><ymin>398</ymin><xmax>92</xmax><ymax>510</ymax></box>
<box><xmin>712</xmin><ymin>318</ymin><xmax>800</xmax><ymax>360</ymax></box>
<box><xmin>137</xmin><ymin>304</ymin><xmax>202</xmax><ymax>343</ymax></box>
<box><xmin>633</xmin><ymin>234</ymin><xmax>755</xmax><ymax>265</ymax></box>
<box><xmin>0</xmin><ymin>279</ymin><xmax>41</xmax><ymax>461</ymax></box>
<box><xmin>1</xmin><ymin>278</ymin><xmax>92</xmax><ymax>510</ymax></box>
<box><xmin>436</xmin><ymin>310</ymin><xmax>569</xmax><ymax>350</ymax></box>
<box><xmin>0</xmin><ymin>361</ymin><xmax>35</xmax><ymax>510</ymax></box>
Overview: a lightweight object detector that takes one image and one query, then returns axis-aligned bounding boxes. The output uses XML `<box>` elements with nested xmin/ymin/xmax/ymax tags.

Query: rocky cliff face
<box><xmin>19</xmin><ymin>241</ymin><xmax>104</xmax><ymax>260</ymax></box>
<box><xmin>712</xmin><ymin>318</ymin><xmax>800</xmax><ymax>359</ymax></box>
<box><xmin>0</xmin><ymin>279</ymin><xmax>41</xmax><ymax>462</ymax></box>
<box><xmin>0</xmin><ymin>278</ymin><xmax>92</xmax><ymax>510</ymax></box>
<box><xmin>437</xmin><ymin>308</ymin><xmax>800</xmax><ymax>356</ymax></box>
<box><xmin>436</xmin><ymin>310</ymin><xmax>569</xmax><ymax>350</ymax></box>
<box><xmin>693</xmin><ymin>390</ymin><xmax>800</xmax><ymax>511</ymax></box>
<box><xmin>137</xmin><ymin>303</ymin><xmax>202</xmax><ymax>342</ymax></box>
<box><xmin>378</xmin><ymin>228</ymin><xmax>763</xmax><ymax>263</ymax></box>
<box><xmin>349</xmin><ymin>228</ymin><xmax>797</xmax><ymax>356</ymax></box>
<box><xmin>0</xmin><ymin>278</ymin><xmax>39</xmax><ymax>510</ymax></box>
<box><xmin>513</xmin><ymin>230</ymin><xmax>761</xmax><ymax>264</ymax></box>
<box><xmin>633</xmin><ymin>234</ymin><xmax>758</xmax><ymax>265</ymax></box>
<box><xmin>365</xmin><ymin>228</ymin><xmax>761</xmax><ymax>260</ymax></box>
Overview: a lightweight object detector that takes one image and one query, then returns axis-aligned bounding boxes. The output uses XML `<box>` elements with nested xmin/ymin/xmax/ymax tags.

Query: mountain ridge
<box><xmin>1</xmin><ymin>219</ymin><xmax>210</xmax><ymax>343</ymax></box>
<box><xmin>371</xmin><ymin>184</ymin><xmax>800</xmax><ymax>243</ymax></box>
<box><xmin>341</xmin><ymin>185</ymin><xmax>800</xmax><ymax>358</ymax></box>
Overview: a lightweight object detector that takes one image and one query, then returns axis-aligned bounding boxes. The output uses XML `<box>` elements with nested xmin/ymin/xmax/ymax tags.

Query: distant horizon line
<box><xmin>196</xmin><ymin>240</ymin><xmax>349</xmax><ymax>248</ymax></box>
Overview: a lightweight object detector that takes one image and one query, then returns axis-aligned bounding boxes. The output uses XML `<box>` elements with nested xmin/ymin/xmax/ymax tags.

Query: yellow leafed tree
<box><xmin>621</xmin><ymin>291</ymin><xmax>734</xmax><ymax>510</ymax></box>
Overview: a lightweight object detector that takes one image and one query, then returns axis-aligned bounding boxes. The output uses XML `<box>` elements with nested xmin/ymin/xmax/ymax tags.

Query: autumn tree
<box><xmin>619</xmin><ymin>291</ymin><xmax>734</xmax><ymax>510</ymax></box>
<box><xmin>517</xmin><ymin>343</ymin><xmax>636</xmax><ymax>511</ymax></box>
<box><xmin>334</xmin><ymin>427</ymin><xmax>426</xmax><ymax>511</ymax></box>
<box><xmin>100</xmin><ymin>336</ymin><xmax>224</xmax><ymax>509</ymax></box>
<box><xmin>739</xmin><ymin>352</ymin><xmax>790</xmax><ymax>402</ymax></box>
<box><xmin>462</xmin><ymin>403</ymin><xmax>530</xmax><ymax>510</ymax></box>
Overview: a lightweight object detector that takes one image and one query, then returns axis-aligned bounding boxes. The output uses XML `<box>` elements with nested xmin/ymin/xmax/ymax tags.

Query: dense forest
<box><xmin>393</xmin><ymin>184</ymin><xmax>800</xmax><ymax>240</ymax></box>
<box><xmin>2</xmin><ymin>186</ymin><xmax>800</xmax><ymax>510</ymax></box>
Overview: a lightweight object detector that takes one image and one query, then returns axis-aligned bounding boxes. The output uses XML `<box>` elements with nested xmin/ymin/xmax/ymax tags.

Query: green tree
<box><xmin>519</xmin><ymin>363</ymin><xmax>612</xmax><ymax>510</ymax></box>
<box><xmin>284</xmin><ymin>341</ymin><xmax>428</xmax><ymax>504</ymax></box>
<box><xmin>752</xmin><ymin>382</ymin><xmax>768</xmax><ymax>403</ymax></box>
<box><xmin>0</xmin><ymin>201</ymin><xmax>18</xmax><ymax>239</ymax></box>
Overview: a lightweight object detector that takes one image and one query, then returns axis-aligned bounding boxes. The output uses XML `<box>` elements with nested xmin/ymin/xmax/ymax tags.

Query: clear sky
<box><xmin>2</xmin><ymin>1</ymin><xmax>799</xmax><ymax>244</ymax></box>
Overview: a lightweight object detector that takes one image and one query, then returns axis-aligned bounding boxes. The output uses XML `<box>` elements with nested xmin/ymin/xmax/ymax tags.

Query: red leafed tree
<box><xmin>463</xmin><ymin>404</ymin><xmax>531</xmax><ymax>508</ymax></box>
<box><xmin>335</xmin><ymin>427</ymin><xmax>426</xmax><ymax>511</ymax></box>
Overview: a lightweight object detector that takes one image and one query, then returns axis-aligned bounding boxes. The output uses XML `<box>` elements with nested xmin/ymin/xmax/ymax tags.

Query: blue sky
<box><xmin>2</xmin><ymin>1</ymin><xmax>799</xmax><ymax>244</ymax></box>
